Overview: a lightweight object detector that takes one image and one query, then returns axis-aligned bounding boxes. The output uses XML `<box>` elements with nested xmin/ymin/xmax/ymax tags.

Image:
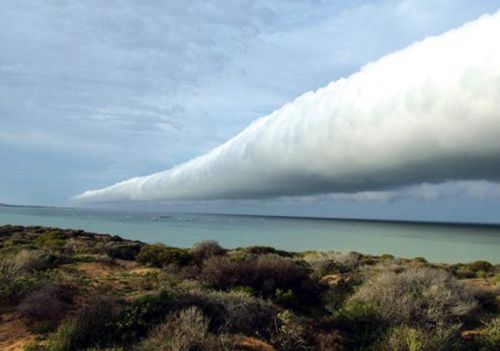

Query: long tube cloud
<box><xmin>75</xmin><ymin>11</ymin><xmax>500</xmax><ymax>203</ymax></box>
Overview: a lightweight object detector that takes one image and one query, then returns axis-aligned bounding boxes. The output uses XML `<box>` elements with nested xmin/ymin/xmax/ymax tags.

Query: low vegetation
<box><xmin>0</xmin><ymin>225</ymin><xmax>498</xmax><ymax>351</ymax></box>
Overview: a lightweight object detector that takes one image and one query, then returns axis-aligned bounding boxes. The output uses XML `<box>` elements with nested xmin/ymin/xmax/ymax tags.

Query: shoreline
<box><xmin>1</xmin><ymin>223</ymin><xmax>498</xmax><ymax>269</ymax></box>
<box><xmin>2</xmin><ymin>206</ymin><xmax>500</xmax><ymax>264</ymax></box>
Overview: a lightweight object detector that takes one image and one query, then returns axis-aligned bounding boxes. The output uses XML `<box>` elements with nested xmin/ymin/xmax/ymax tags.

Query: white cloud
<box><xmin>74</xmin><ymin>11</ymin><xmax>500</xmax><ymax>203</ymax></box>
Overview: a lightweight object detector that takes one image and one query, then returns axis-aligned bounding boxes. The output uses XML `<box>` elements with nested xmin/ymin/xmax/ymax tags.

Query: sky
<box><xmin>1</xmin><ymin>0</ymin><xmax>500</xmax><ymax>223</ymax></box>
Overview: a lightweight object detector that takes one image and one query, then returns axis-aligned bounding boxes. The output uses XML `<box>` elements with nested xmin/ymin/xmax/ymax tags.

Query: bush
<box><xmin>412</xmin><ymin>257</ymin><xmax>428</xmax><ymax>264</ymax></box>
<box><xmin>17</xmin><ymin>282</ymin><xmax>68</xmax><ymax>322</ymax></box>
<box><xmin>321</xmin><ymin>273</ymin><xmax>361</xmax><ymax>312</ymax></box>
<box><xmin>312</xmin><ymin>259</ymin><xmax>355</xmax><ymax>278</ymax></box>
<box><xmin>112</xmin><ymin>291</ymin><xmax>173</xmax><ymax>342</ymax></box>
<box><xmin>375</xmin><ymin>324</ymin><xmax>463</xmax><ymax>351</ymax></box>
<box><xmin>104</xmin><ymin>242</ymin><xmax>142</xmax><ymax>260</ymax></box>
<box><xmin>448</xmin><ymin>264</ymin><xmax>476</xmax><ymax>279</ymax></box>
<box><xmin>179</xmin><ymin>290</ymin><xmax>279</xmax><ymax>338</ymax></box>
<box><xmin>468</xmin><ymin>260</ymin><xmax>494</xmax><ymax>273</ymax></box>
<box><xmin>202</xmin><ymin>254</ymin><xmax>323</xmax><ymax>309</ymax></box>
<box><xmin>34</xmin><ymin>230</ymin><xmax>67</xmax><ymax>249</ymax></box>
<box><xmin>190</xmin><ymin>240</ymin><xmax>225</xmax><ymax>261</ymax></box>
<box><xmin>0</xmin><ymin>225</ymin><xmax>25</xmax><ymax>237</ymax></box>
<box><xmin>240</xmin><ymin>245</ymin><xmax>294</xmax><ymax>257</ymax></box>
<box><xmin>22</xmin><ymin>341</ymin><xmax>45</xmax><ymax>351</ymax></box>
<box><xmin>448</xmin><ymin>260</ymin><xmax>495</xmax><ymax>279</ymax></box>
<box><xmin>349</xmin><ymin>267</ymin><xmax>477</xmax><ymax>328</ymax></box>
<box><xmin>337</xmin><ymin>300</ymin><xmax>386</xmax><ymax>349</ymax></box>
<box><xmin>138</xmin><ymin>307</ymin><xmax>226</xmax><ymax>351</ymax></box>
<box><xmin>303</xmin><ymin>251</ymin><xmax>362</xmax><ymax>271</ymax></box>
<box><xmin>47</xmin><ymin>292</ymin><xmax>174</xmax><ymax>350</ymax></box>
<box><xmin>47</xmin><ymin>296</ymin><xmax>120</xmax><ymax>351</ymax></box>
<box><xmin>0</xmin><ymin>262</ymin><xmax>38</xmax><ymax>306</ymax></box>
<box><xmin>163</xmin><ymin>262</ymin><xmax>201</xmax><ymax>280</ymax></box>
<box><xmin>137</xmin><ymin>244</ymin><xmax>193</xmax><ymax>268</ymax></box>
<box><xmin>271</xmin><ymin>310</ymin><xmax>313</xmax><ymax>351</ymax></box>
<box><xmin>378</xmin><ymin>325</ymin><xmax>428</xmax><ymax>351</ymax></box>
<box><xmin>10</xmin><ymin>250</ymin><xmax>60</xmax><ymax>273</ymax></box>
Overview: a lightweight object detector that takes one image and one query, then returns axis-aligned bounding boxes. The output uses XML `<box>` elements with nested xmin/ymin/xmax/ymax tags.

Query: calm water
<box><xmin>0</xmin><ymin>206</ymin><xmax>499</xmax><ymax>263</ymax></box>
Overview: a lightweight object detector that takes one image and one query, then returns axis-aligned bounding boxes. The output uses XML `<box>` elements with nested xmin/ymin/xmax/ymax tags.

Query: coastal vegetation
<box><xmin>0</xmin><ymin>225</ymin><xmax>498</xmax><ymax>351</ymax></box>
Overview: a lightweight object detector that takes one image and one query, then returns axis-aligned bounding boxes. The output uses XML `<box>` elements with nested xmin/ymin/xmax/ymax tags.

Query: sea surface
<box><xmin>1</xmin><ymin>206</ymin><xmax>499</xmax><ymax>263</ymax></box>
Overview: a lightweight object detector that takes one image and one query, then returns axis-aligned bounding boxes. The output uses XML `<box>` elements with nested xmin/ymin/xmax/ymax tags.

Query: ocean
<box><xmin>0</xmin><ymin>206</ymin><xmax>499</xmax><ymax>263</ymax></box>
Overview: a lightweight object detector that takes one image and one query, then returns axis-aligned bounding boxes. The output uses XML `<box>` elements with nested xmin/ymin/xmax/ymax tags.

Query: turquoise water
<box><xmin>0</xmin><ymin>206</ymin><xmax>499</xmax><ymax>263</ymax></box>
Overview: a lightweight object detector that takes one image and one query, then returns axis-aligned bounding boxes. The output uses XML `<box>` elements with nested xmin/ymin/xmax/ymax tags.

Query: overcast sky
<box><xmin>1</xmin><ymin>0</ymin><xmax>500</xmax><ymax>223</ymax></box>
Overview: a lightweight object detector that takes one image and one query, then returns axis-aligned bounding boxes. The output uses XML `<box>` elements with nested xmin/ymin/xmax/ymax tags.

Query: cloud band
<box><xmin>75</xmin><ymin>11</ymin><xmax>500</xmax><ymax>203</ymax></box>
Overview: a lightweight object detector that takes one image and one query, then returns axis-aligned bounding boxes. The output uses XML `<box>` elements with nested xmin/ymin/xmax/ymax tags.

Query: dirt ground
<box><xmin>0</xmin><ymin>312</ymin><xmax>33</xmax><ymax>351</ymax></box>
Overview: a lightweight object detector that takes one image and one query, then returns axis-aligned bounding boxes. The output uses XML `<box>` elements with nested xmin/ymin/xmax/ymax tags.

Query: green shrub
<box><xmin>272</xmin><ymin>310</ymin><xmax>312</xmax><ymax>351</ymax></box>
<box><xmin>47</xmin><ymin>319</ymin><xmax>83</xmax><ymax>351</ymax></box>
<box><xmin>448</xmin><ymin>264</ymin><xmax>477</xmax><ymax>279</ymax></box>
<box><xmin>468</xmin><ymin>260</ymin><xmax>494</xmax><ymax>273</ymax></box>
<box><xmin>376</xmin><ymin>324</ymin><xmax>464</xmax><ymax>351</ymax></box>
<box><xmin>379</xmin><ymin>325</ymin><xmax>428</xmax><ymax>351</ymax></box>
<box><xmin>338</xmin><ymin>300</ymin><xmax>387</xmax><ymax>349</ymax></box>
<box><xmin>0</xmin><ymin>262</ymin><xmax>39</xmax><ymax>306</ymax></box>
<box><xmin>202</xmin><ymin>254</ymin><xmax>324</xmax><ymax>309</ymax></box>
<box><xmin>137</xmin><ymin>244</ymin><xmax>193</xmax><ymax>268</ymax></box>
<box><xmin>448</xmin><ymin>261</ymin><xmax>495</xmax><ymax>279</ymax></box>
<box><xmin>8</xmin><ymin>249</ymin><xmax>68</xmax><ymax>273</ymax></box>
<box><xmin>46</xmin><ymin>296</ymin><xmax>120</xmax><ymax>351</ymax></box>
<box><xmin>47</xmin><ymin>292</ymin><xmax>174</xmax><ymax>350</ymax></box>
<box><xmin>412</xmin><ymin>257</ymin><xmax>428</xmax><ymax>264</ymax></box>
<box><xmin>34</xmin><ymin>230</ymin><xmax>67</xmax><ymax>249</ymax></box>
<box><xmin>179</xmin><ymin>290</ymin><xmax>279</xmax><ymax>338</ymax></box>
<box><xmin>112</xmin><ymin>291</ymin><xmax>173</xmax><ymax>342</ymax></box>
<box><xmin>23</xmin><ymin>341</ymin><xmax>45</xmax><ymax>351</ymax></box>
<box><xmin>239</xmin><ymin>245</ymin><xmax>294</xmax><ymax>257</ymax></box>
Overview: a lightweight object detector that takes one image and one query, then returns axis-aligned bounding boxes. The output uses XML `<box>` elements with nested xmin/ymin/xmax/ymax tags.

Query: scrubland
<box><xmin>0</xmin><ymin>225</ymin><xmax>498</xmax><ymax>351</ymax></box>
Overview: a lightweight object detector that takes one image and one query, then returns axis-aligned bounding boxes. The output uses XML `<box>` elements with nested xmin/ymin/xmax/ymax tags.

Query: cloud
<box><xmin>75</xmin><ymin>11</ymin><xmax>500</xmax><ymax>203</ymax></box>
<box><xmin>403</xmin><ymin>181</ymin><xmax>500</xmax><ymax>201</ymax></box>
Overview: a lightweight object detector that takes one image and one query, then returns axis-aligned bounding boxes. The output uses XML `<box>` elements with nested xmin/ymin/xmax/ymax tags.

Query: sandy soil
<box><xmin>0</xmin><ymin>312</ymin><xmax>33</xmax><ymax>351</ymax></box>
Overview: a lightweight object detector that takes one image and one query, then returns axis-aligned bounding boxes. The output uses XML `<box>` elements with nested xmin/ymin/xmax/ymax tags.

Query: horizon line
<box><xmin>2</xmin><ymin>202</ymin><xmax>500</xmax><ymax>228</ymax></box>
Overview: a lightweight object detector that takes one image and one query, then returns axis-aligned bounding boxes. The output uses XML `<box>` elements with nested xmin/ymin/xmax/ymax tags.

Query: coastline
<box><xmin>2</xmin><ymin>206</ymin><xmax>500</xmax><ymax>264</ymax></box>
